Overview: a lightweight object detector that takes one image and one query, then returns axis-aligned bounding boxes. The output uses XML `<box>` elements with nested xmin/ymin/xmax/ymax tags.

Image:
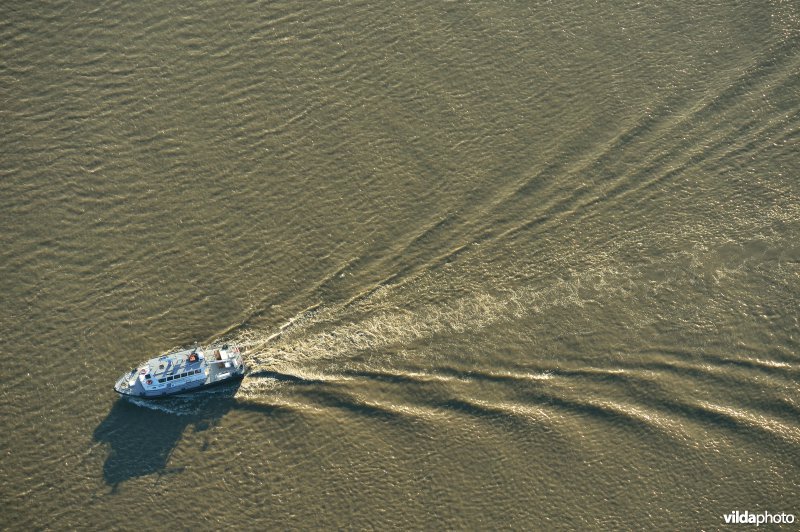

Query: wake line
<box><xmin>233</xmin><ymin>266</ymin><xmax>623</xmax><ymax>381</ymax></box>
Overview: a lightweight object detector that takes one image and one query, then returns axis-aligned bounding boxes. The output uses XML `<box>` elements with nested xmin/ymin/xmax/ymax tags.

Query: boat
<box><xmin>114</xmin><ymin>343</ymin><xmax>246</xmax><ymax>398</ymax></box>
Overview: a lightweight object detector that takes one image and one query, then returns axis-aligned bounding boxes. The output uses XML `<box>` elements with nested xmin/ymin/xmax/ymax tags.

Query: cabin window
<box><xmin>145</xmin><ymin>374</ymin><xmax>152</xmax><ymax>379</ymax></box>
<box><xmin>167</xmin><ymin>376</ymin><xmax>173</xmax><ymax>381</ymax></box>
<box><xmin>181</xmin><ymin>372</ymin><xmax>187</xmax><ymax>378</ymax></box>
<box><xmin>158</xmin><ymin>378</ymin><xmax>165</xmax><ymax>383</ymax></box>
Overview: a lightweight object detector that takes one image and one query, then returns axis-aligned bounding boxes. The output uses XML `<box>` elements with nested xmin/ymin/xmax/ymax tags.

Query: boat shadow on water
<box><xmin>93</xmin><ymin>368</ymin><xmax>413</xmax><ymax>488</ymax></box>
<box><xmin>92</xmin><ymin>379</ymin><xmax>281</xmax><ymax>489</ymax></box>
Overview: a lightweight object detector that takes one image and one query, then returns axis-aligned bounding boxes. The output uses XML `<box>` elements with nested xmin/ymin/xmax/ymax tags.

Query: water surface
<box><xmin>1</xmin><ymin>0</ymin><xmax>799</xmax><ymax>529</ymax></box>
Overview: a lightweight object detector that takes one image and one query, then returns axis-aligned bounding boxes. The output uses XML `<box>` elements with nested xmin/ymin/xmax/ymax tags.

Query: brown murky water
<box><xmin>2</xmin><ymin>1</ymin><xmax>799</xmax><ymax>529</ymax></box>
